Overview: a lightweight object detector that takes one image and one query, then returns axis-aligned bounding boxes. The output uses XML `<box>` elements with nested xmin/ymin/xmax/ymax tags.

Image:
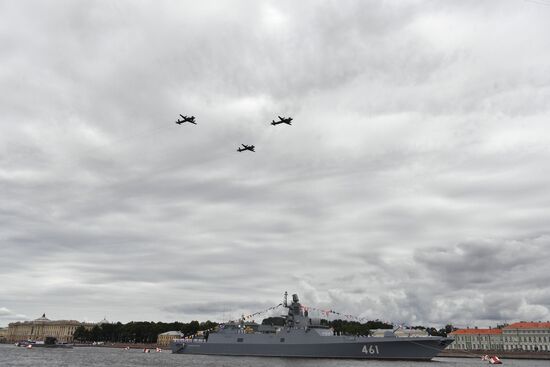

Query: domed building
<box><xmin>6</xmin><ymin>313</ymin><xmax>96</xmax><ymax>343</ymax></box>
<box><xmin>97</xmin><ymin>317</ymin><xmax>110</xmax><ymax>325</ymax></box>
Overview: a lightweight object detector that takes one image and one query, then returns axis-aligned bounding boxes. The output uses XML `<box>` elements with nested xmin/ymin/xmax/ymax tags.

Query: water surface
<box><xmin>1</xmin><ymin>344</ymin><xmax>548</xmax><ymax>367</ymax></box>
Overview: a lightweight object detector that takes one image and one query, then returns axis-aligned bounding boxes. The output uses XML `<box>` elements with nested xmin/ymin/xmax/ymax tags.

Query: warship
<box><xmin>16</xmin><ymin>337</ymin><xmax>73</xmax><ymax>348</ymax></box>
<box><xmin>171</xmin><ymin>293</ymin><xmax>454</xmax><ymax>360</ymax></box>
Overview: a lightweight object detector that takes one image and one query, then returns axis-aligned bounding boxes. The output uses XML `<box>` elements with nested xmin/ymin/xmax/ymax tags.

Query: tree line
<box><xmin>262</xmin><ymin>316</ymin><xmax>455</xmax><ymax>337</ymax></box>
<box><xmin>73</xmin><ymin>318</ymin><xmax>455</xmax><ymax>343</ymax></box>
<box><xmin>73</xmin><ymin>320</ymin><xmax>217</xmax><ymax>343</ymax></box>
<box><xmin>310</xmin><ymin>319</ymin><xmax>453</xmax><ymax>337</ymax></box>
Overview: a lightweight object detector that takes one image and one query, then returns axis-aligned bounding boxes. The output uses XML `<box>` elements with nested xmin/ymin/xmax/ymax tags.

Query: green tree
<box><xmin>73</xmin><ymin>326</ymin><xmax>89</xmax><ymax>342</ymax></box>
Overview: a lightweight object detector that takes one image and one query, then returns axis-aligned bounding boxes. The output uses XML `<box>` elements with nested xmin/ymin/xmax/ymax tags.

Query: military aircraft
<box><xmin>271</xmin><ymin>116</ymin><xmax>293</xmax><ymax>125</ymax></box>
<box><xmin>237</xmin><ymin>144</ymin><xmax>255</xmax><ymax>152</ymax></box>
<box><xmin>175</xmin><ymin>115</ymin><xmax>196</xmax><ymax>125</ymax></box>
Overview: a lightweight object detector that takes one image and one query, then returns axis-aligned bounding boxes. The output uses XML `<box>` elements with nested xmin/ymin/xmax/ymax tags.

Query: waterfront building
<box><xmin>448</xmin><ymin>328</ymin><xmax>503</xmax><ymax>350</ymax></box>
<box><xmin>502</xmin><ymin>322</ymin><xmax>550</xmax><ymax>352</ymax></box>
<box><xmin>6</xmin><ymin>314</ymin><xmax>95</xmax><ymax>343</ymax></box>
<box><xmin>157</xmin><ymin>331</ymin><xmax>183</xmax><ymax>346</ymax></box>
<box><xmin>0</xmin><ymin>327</ymin><xmax>8</xmax><ymax>343</ymax></box>
<box><xmin>371</xmin><ymin>328</ymin><xmax>428</xmax><ymax>337</ymax></box>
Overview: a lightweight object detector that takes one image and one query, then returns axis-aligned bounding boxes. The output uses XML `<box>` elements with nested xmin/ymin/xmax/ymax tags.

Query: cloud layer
<box><xmin>1</xmin><ymin>0</ymin><xmax>550</xmax><ymax>328</ymax></box>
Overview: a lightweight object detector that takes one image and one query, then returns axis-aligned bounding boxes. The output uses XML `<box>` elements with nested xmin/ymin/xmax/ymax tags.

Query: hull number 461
<box><xmin>362</xmin><ymin>345</ymin><xmax>379</xmax><ymax>355</ymax></box>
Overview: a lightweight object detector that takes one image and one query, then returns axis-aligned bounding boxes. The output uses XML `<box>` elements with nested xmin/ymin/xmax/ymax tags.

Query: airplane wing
<box><xmin>180</xmin><ymin>114</ymin><xmax>185</xmax><ymax>118</ymax></box>
<box><xmin>278</xmin><ymin>116</ymin><xmax>283</xmax><ymax>120</ymax></box>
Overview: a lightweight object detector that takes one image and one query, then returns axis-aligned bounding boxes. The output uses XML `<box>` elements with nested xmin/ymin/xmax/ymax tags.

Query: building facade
<box><xmin>157</xmin><ymin>331</ymin><xmax>183</xmax><ymax>346</ymax></box>
<box><xmin>0</xmin><ymin>327</ymin><xmax>8</xmax><ymax>343</ymax></box>
<box><xmin>502</xmin><ymin>322</ymin><xmax>550</xmax><ymax>352</ymax></box>
<box><xmin>371</xmin><ymin>328</ymin><xmax>429</xmax><ymax>337</ymax></box>
<box><xmin>6</xmin><ymin>314</ymin><xmax>95</xmax><ymax>343</ymax></box>
<box><xmin>448</xmin><ymin>328</ymin><xmax>503</xmax><ymax>350</ymax></box>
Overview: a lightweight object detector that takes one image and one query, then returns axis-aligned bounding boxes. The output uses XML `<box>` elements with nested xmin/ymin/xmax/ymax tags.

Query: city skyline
<box><xmin>1</xmin><ymin>1</ymin><xmax>550</xmax><ymax>328</ymax></box>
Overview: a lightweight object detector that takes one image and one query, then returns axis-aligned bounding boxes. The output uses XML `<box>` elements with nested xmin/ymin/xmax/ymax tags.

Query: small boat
<box><xmin>16</xmin><ymin>337</ymin><xmax>73</xmax><ymax>349</ymax></box>
<box><xmin>489</xmin><ymin>355</ymin><xmax>502</xmax><ymax>364</ymax></box>
<box><xmin>482</xmin><ymin>354</ymin><xmax>502</xmax><ymax>364</ymax></box>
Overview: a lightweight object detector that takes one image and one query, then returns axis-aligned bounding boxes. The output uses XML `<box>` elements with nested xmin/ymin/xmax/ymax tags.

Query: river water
<box><xmin>0</xmin><ymin>344</ymin><xmax>548</xmax><ymax>367</ymax></box>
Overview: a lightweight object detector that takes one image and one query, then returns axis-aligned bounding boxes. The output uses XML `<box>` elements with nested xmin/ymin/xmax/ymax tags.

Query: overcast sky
<box><xmin>1</xmin><ymin>0</ymin><xmax>550</xmax><ymax>329</ymax></box>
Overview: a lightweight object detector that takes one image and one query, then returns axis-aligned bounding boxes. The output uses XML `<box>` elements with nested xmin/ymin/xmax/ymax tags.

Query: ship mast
<box><xmin>283</xmin><ymin>291</ymin><xmax>288</xmax><ymax>308</ymax></box>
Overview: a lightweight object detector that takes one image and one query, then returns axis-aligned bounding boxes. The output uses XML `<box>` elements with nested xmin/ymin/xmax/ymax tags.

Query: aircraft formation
<box><xmin>174</xmin><ymin>114</ymin><xmax>293</xmax><ymax>153</ymax></box>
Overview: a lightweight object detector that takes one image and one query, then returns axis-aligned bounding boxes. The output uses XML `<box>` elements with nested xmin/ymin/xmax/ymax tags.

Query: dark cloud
<box><xmin>414</xmin><ymin>236</ymin><xmax>550</xmax><ymax>290</ymax></box>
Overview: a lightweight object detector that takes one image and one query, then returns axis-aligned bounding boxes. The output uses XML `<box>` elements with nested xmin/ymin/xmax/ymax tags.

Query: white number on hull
<box><xmin>362</xmin><ymin>345</ymin><xmax>379</xmax><ymax>355</ymax></box>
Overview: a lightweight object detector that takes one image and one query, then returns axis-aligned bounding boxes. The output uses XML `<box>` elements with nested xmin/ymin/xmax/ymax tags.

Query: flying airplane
<box><xmin>271</xmin><ymin>116</ymin><xmax>292</xmax><ymax>125</ymax></box>
<box><xmin>175</xmin><ymin>115</ymin><xmax>196</xmax><ymax>125</ymax></box>
<box><xmin>237</xmin><ymin>144</ymin><xmax>255</xmax><ymax>152</ymax></box>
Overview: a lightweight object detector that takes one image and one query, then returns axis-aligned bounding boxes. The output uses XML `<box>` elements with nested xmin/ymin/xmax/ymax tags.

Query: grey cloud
<box><xmin>0</xmin><ymin>308</ymin><xmax>28</xmax><ymax>320</ymax></box>
<box><xmin>164</xmin><ymin>300</ymin><xmax>274</xmax><ymax>317</ymax></box>
<box><xmin>414</xmin><ymin>236</ymin><xmax>550</xmax><ymax>290</ymax></box>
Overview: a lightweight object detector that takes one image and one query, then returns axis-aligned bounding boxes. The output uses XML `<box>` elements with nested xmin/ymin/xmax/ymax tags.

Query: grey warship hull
<box><xmin>171</xmin><ymin>293</ymin><xmax>454</xmax><ymax>360</ymax></box>
<box><xmin>171</xmin><ymin>330</ymin><xmax>453</xmax><ymax>360</ymax></box>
